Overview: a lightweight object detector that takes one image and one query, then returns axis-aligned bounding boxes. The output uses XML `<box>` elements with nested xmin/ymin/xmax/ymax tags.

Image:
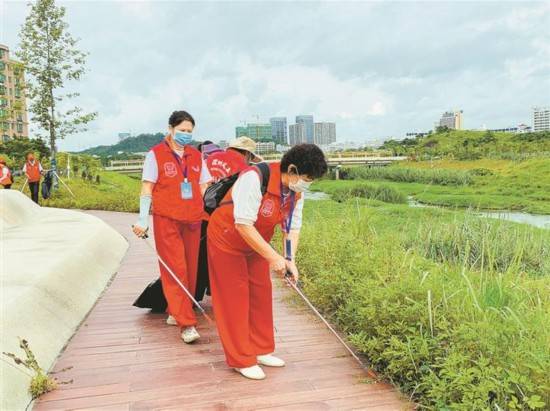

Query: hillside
<box><xmin>381</xmin><ymin>129</ymin><xmax>550</xmax><ymax>159</ymax></box>
<box><xmin>79</xmin><ymin>132</ymin><xmax>165</xmax><ymax>155</ymax></box>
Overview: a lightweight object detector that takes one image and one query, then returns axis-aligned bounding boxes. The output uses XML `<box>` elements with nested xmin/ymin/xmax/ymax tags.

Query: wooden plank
<box><xmin>34</xmin><ymin>210</ymin><xmax>409</xmax><ymax>410</ymax></box>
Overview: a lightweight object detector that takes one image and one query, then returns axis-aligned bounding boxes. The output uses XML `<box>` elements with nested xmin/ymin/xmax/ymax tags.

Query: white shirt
<box><xmin>142</xmin><ymin>150</ymin><xmax>212</xmax><ymax>184</ymax></box>
<box><xmin>22</xmin><ymin>161</ymin><xmax>43</xmax><ymax>174</ymax></box>
<box><xmin>232</xmin><ymin>170</ymin><xmax>304</xmax><ymax>230</ymax></box>
<box><xmin>0</xmin><ymin>166</ymin><xmax>10</xmax><ymax>183</ymax></box>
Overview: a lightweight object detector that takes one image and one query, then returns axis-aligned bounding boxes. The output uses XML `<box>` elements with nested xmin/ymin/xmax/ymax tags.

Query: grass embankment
<box><xmin>10</xmin><ymin>171</ymin><xmax>141</xmax><ymax>212</ymax></box>
<box><xmin>322</xmin><ymin>158</ymin><xmax>550</xmax><ymax>214</ymax></box>
<box><xmin>298</xmin><ymin>198</ymin><xmax>550</xmax><ymax>410</ymax></box>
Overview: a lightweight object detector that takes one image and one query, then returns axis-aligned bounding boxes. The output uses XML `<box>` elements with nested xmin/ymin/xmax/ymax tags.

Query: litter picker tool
<box><xmin>20</xmin><ymin>178</ymin><xmax>28</xmax><ymax>193</ymax></box>
<box><xmin>284</xmin><ymin>271</ymin><xmax>374</xmax><ymax>375</ymax></box>
<box><xmin>137</xmin><ymin>229</ymin><xmax>214</xmax><ymax>325</ymax></box>
<box><xmin>46</xmin><ymin>169</ymin><xmax>75</xmax><ymax>198</ymax></box>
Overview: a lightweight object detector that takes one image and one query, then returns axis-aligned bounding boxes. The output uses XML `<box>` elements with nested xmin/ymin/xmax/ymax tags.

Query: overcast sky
<box><xmin>1</xmin><ymin>1</ymin><xmax>549</xmax><ymax>151</ymax></box>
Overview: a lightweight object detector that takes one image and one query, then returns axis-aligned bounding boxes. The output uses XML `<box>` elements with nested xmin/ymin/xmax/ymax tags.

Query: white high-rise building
<box><xmin>533</xmin><ymin>106</ymin><xmax>550</xmax><ymax>132</ymax></box>
<box><xmin>296</xmin><ymin>115</ymin><xmax>314</xmax><ymax>143</ymax></box>
<box><xmin>269</xmin><ymin>117</ymin><xmax>288</xmax><ymax>144</ymax></box>
<box><xmin>314</xmin><ymin>122</ymin><xmax>336</xmax><ymax>145</ymax></box>
<box><xmin>289</xmin><ymin>123</ymin><xmax>306</xmax><ymax>146</ymax></box>
<box><xmin>439</xmin><ymin>110</ymin><xmax>463</xmax><ymax>130</ymax></box>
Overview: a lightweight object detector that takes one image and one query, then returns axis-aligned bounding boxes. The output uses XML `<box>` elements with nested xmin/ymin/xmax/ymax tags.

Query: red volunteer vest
<box><xmin>206</xmin><ymin>149</ymin><xmax>248</xmax><ymax>181</ymax></box>
<box><xmin>26</xmin><ymin>161</ymin><xmax>41</xmax><ymax>182</ymax></box>
<box><xmin>151</xmin><ymin>140</ymin><xmax>204</xmax><ymax>222</ymax></box>
<box><xmin>208</xmin><ymin>162</ymin><xmax>301</xmax><ymax>255</ymax></box>
<box><xmin>0</xmin><ymin>165</ymin><xmax>12</xmax><ymax>185</ymax></box>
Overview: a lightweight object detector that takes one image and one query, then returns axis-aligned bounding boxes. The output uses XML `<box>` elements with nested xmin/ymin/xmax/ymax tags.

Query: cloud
<box><xmin>2</xmin><ymin>1</ymin><xmax>549</xmax><ymax>149</ymax></box>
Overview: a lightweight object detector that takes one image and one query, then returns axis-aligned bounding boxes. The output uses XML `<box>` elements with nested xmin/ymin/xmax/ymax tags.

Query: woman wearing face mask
<box><xmin>207</xmin><ymin>144</ymin><xmax>327</xmax><ymax>380</ymax></box>
<box><xmin>194</xmin><ymin>136</ymin><xmax>262</xmax><ymax>303</ymax></box>
<box><xmin>133</xmin><ymin>110</ymin><xmax>212</xmax><ymax>344</ymax></box>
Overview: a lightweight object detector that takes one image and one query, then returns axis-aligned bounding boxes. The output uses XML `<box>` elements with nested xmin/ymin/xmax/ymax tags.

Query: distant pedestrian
<box><xmin>0</xmin><ymin>158</ymin><xmax>13</xmax><ymax>189</ymax></box>
<box><xmin>23</xmin><ymin>153</ymin><xmax>43</xmax><ymax>203</ymax></box>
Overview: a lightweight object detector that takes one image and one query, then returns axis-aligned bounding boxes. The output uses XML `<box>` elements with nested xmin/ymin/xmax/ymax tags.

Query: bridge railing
<box><xmin>104</xmin><ymin>156</ymin><xmax>408</xmax><ymax>172</ymax></box>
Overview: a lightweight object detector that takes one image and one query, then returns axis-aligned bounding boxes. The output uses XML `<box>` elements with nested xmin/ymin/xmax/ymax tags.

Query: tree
<box><xmin>0</xmin><ymin>137</ymin><xmax>50</xmax><ymax>168</ymax></box>
<box><xmin>17</xmin><ymin>0</ymin><xmax>96</xmax><ymax>157</ymax></box>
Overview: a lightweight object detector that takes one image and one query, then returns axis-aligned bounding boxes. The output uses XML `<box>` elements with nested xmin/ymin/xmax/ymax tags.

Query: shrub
<box><xmin>343</xmin><ymin>166</ymin><xmax>473</xmax><ymax>186</ymax></box>
<box><xmin>296</xmin><ymin>201</ymin><xmax>550</xmax><ymax>409</ymax></box>
<box><xmin>330</xmin><ymin>183</ymin><xmax>406</xmax><ymax>204</ymax></box>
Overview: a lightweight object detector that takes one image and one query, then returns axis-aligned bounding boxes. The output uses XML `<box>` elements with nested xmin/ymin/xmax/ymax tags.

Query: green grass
<box><xmin>11</xmin><ymin>171</ymin><xmax>141</xmax><ymax>212</ymax></box>
<box><xmin>297</xmin><ymin>198</ymin><xmax>550</xmax><ymax>410</ymax></box>
<box><xmin>327</xmin><ymin>182</ymin><xmax>406</xmax><ymax>204</ymax></box>
<box><xmin>323</xmin><ymin>158</ymin><xmax>550</xmax><ymax>214</ymax></box>
<box><xmin>6</xmin><ymin>165</ymin><xmax>550</xmax><ymax>408</ymax></box>
<box><xmin>344</xmin><ymin>166</ymin><xmax>473</xmax><ymax>186</ymax></box>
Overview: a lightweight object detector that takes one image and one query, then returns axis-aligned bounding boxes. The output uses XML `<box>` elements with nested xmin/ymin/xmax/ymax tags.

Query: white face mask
<box><xmin>289</xmin><ymin>178</ymin><xmax>312</xmax><ymax>193</ymax></box>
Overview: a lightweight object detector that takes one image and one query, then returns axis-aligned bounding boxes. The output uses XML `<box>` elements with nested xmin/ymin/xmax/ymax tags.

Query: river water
<box><xmin>407</xmin><ymin>197</ymin><xmax>550</xmax><ymax>229</ymax></box>
<box><xmin>306</xmin><ymin>191</ymin><xmax>550</xmax><ymax>229</ymax></box>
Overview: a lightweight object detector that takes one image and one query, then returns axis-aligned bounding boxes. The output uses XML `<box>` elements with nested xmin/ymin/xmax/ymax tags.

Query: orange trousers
<box><xmin>153</xmin><ymin>214</ymin><xmax>201</xmax><ymax>327</ymax></box>
<box><xmin>208</xmin><ymin>241</ymin><xmax>274</xmax><ymax>368</ymax></box>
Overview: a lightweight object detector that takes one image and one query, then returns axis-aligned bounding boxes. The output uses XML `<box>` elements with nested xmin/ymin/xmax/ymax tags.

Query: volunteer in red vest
<box><xmin>195</xmin><ymin>136</ymin><xmax>263</xmax><ymax>302</ymax></box>
<box><xmin>23</xmin><ymin>153</ymin><xmax>43</xmax><ymax>203</ymax></box>
<box><xmin>207</xmin><ymin>136</ymin><xmax>262</xmax><ymax>181</ymax></box>
<box><xmin>0</xmin><ymin>158</ymin><xmax>13</xmax><ymax>189</ymax></box>
<box><xmin>208</xmin><ymin>144</ymin><xmax>327</xmax><ymax>380</ymax></box>
<box><xmin>132</xmin><ymin>110</ymin><xmax>212</xmax><ymax>344</ymax></box>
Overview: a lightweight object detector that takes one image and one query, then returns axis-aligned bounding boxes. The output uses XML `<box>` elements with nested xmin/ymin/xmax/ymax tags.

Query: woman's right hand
<box><xmin>268</xmin><ymin>253</ymin><xmax>287</xmax><ymax>276</ymax></box>
<box><xmin>132</xmin><ymin>223</ymin><xmax>148</xmax><ymax>239</ymax></box>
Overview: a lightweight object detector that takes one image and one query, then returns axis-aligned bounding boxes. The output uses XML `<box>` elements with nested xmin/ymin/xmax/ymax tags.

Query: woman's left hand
<box><xmin>285</xmin><ymin>260</ymin><xmax>299</xmax><ymax>285</ymax></box>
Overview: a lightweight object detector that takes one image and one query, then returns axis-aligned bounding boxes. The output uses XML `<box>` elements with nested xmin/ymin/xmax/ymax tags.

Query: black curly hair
<box><xmin>280</xmin><ymin>144</ymin><xmax>327</xmax><ymax>179</ymax></box>
<box><xmin>169</xmin><ymin>110</ymin><xmax>195</xmax><ymax>128</ymax></box>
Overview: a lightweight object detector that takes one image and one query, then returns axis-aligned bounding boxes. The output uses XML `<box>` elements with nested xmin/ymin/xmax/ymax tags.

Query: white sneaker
<box><xmin>234</xmin><ymin>365</ymin><xmax>266</xmax><ymax>380</ymax></box>
<box><xmin>166</xmin><ymin>315</ymin><xmax>177</xmax><ymax>326</ymax></box>
<box><xmin>257</xmin><ymin>354</ymin><xmax>285</xmax><ymax>367</ymax></box>
<box><xmin>181</xmin><ymin>326</ymin><xmax>200</xmax><ymax>343</ymax></box>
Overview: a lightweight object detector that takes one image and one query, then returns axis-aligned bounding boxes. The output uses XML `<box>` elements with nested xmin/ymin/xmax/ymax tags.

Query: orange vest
<box><xmin>26</xmin><ymin>161</ymin><xmax>41</xmax><ymax>182</ymax></box>
<box><xmin>207</xmin><ymin>162</ymin><xmax>301</xmax><ymax>255</ymax></box>
<box><xmin>0</xmin><ymin>165</ymin><xmax>12</xmax><ymax>186</ymax></box>
<box><xmin>151</xmin><ymin>139</ymin><xmax>204</xmax><ymax>223</ymax></box>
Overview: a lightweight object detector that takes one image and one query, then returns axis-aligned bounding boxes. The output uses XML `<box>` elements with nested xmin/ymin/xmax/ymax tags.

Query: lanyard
<box><xmin>165</xmin><ymin>142</ymin><xmax>188</xmax><ymax>181</ymax></box>
<box><xmin>281</xmin><ymin>183</ymin><xmax>296</xmax><ymax>260</ymax></box>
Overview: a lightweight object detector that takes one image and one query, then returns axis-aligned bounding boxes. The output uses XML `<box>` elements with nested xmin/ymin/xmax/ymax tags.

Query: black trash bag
<box><xmin>194</xmin><ymin>220</ymin><xmax>210</xmax><ymax>302</ymax></box>
<box><xmin>133</xmin><ymin>278</ymin><xmax>167</xmax><ymax>313</ymax></box>
<box><xmin>41</xmin><ymin>171</ymin><xmax>53</xmax><ymax>199</ymax></box>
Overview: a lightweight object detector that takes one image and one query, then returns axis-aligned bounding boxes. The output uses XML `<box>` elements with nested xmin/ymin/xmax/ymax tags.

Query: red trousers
<box><xmin>208</xmin><ymin>241</ymin><xmax>274</xmax><ymax>368</ymax></box>
<box><xmin>153</xmin><ymin>214</ymin><xmax>201</xmax><ymax>327</ymax></box>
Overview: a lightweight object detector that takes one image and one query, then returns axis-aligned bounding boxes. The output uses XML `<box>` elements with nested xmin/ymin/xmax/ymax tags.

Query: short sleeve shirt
<box><xmin>142</xmin><ymin>150</ymin><xmax>211</xmax><ymax>184</ymax></box>
<box><xmin>231</xmin><ymin>170</ymin><xmax>304</xmax><ymax>229</ymax></box>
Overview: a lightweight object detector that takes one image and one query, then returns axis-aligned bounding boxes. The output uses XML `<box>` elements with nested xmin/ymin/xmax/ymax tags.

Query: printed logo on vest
<box><xmin>260</xmin><ymin>198</ymin><xmax>275</xmax><ymax>217</ymax></box>
<box><xmin>164</xmin><ymin>162</ymin><xmax>177</xmax><ymax>178</ymax></box>
<box><xmin>192</xmin><ymin>165</ymin><xmax>200</xmax><ymax>173</ymax></box>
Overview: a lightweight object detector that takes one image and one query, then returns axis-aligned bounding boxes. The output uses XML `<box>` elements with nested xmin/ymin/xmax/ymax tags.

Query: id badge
<box><xmin>181</xmin><ymin>181</ymin><xmax>193</xmax><ymax>200</ymax></box>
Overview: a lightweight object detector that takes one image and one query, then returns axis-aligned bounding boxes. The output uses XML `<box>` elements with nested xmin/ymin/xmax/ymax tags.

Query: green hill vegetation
<box><xmin>381</xmin><ymin>129</ymin><xmax>550</xmax><ymax>160</ymax></box>
<box><xmin>79</xmin><ymin>132</ymin><xmax>165</xmax><ymax>156</ymax></box>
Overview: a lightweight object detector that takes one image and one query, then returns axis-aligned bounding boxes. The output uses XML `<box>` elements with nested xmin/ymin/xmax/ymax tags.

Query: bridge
<box><xmin>104</xmin><ymin>156</ymin><xmax>408</xmax><ymax>173</ymax></box>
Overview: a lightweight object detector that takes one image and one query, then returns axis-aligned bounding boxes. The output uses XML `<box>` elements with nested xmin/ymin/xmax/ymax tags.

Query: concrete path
<box><xmin>34</xmin><ymin>211</ymin><xmax>409</xmax><ymax>410</ymax></box>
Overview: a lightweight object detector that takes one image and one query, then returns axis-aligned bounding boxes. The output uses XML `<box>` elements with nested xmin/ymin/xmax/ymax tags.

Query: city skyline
<box><xmin>236</xmin><ymin>114</ymin><xmax>337</xmax><ymax>147</ymax></box>
<box><xmin>1</xmin><ymin>2</ymin><xmax>549</xmax><ymax>150</ymax></box>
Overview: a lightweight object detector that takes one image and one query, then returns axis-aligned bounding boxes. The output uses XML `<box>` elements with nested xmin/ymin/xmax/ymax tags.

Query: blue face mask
<box><xmin>173</xmin><ymin>131</ymin><xmax>193</xmax><ymax>146</ymax></box>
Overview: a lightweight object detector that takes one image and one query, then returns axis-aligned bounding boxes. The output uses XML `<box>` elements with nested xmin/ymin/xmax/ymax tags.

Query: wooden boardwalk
<box><xmin>35</xmin><ymin>211</ymin><xmax>409</xmax><ymax>410</ymax></box>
